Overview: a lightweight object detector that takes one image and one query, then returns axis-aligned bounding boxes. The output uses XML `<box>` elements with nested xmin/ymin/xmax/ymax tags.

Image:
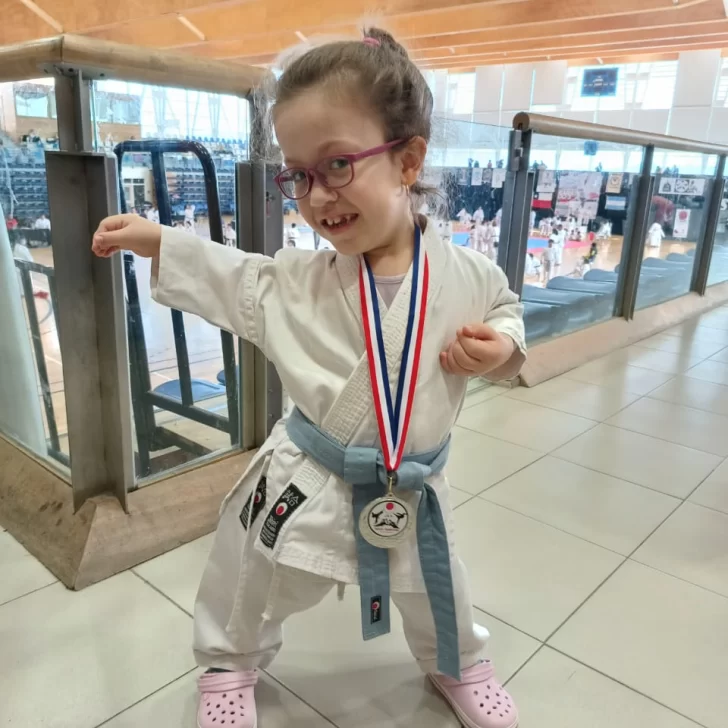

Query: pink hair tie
<box><xmin>362</xmin><ymin>37</ymin><xmax>381</xmax><ymax>47</ymax></box>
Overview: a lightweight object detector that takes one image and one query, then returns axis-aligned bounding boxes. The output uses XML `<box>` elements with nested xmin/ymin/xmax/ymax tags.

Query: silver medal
<box><xmin>359</xmin><ymin>474</ymin><xmax>415</xmax><ymax>549</ymax></box>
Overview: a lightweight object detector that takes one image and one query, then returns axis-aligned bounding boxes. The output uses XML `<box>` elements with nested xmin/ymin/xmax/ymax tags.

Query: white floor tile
<box><xmin>648</xmin><ymin>375</ymin><xmax>728</xmax><ymax>417</ymax></box>
<box><xmin>100</xmin><ymin>669</ymin><xmax>335</xmax><ymax>728</ymax></box>
<box><xmin>505</xmin><ymin>376</ymin><xmax>641</xmax><ymax>421</ymax></box>
<box><xmin>453</xmin><ymin>499</ymin><xmax>622</xmax><ymax>640</ymax></box>
<box><xmin>553</xmin><ymin>423</ymin><xmax>722</xmax><ymax>498</ymax></box>
<box><xmin>449</xmin><ymin>486</ymin><xmax>473</xmax><ymax>508</ymax></box>
<box><xmin>695</xmin><ymin>308</ymin><xmax>728</xmax><ymax>330</ymax></box>
<box><xmin>482</xmin><ymin>456</ymin><xmax>678</xmax><ymax>555</ymax></box>
<box><xmin>636</xmin><ymin>332</ymin><xmax>726</xmax><ymax>359</ymax></box>
<box><xmin>709</xmin><ymin>346</ymin><xmax>728</xmax><ymax>363</ymax></box>
<box><xmin>0</xmin><ymin>530</ymin><xmax>57</xmax><ymax>606</ymax></box>
<box><xmin>270</xmin><ymin>586</ymin><xmax>539</xmax><ymax>728</ymax></box>
<box><xmin>621</xmin><ymin>345</ymin><xmax>705</xmax><ymax>374</ymax></box>
<box><xmin>662</xmin><ymin>320</ymin><xmax>728</xmax><ymax>343</ymax></box>
<box><xmin>447</xmin><ymin>425</ymin><xmax>541</xmax><ymax>495</ymax></box>
<box><xmin>685</xmin><ymin>358</ymin><xmax>728</xmax><ymax>386</ymax></box>
<box><xmin>134</xmin><ymin>533</ymin><xmax>214</xmax><ymax>614</ymax></box>
<box><xmin>0</xmin><ymin>572</ymin><xmax>195</xmax><ymax>728</ymax></box>
<box><xmin>606</xmin><ymin>397</ymin><xmax>728</xmax><ymax>457</ymax></box>
<box><xmin>689</xmin><ymin>458</ymin><xmax>728</xmax><ymax>514</ymax></box>
<box><xmin>457</xmin><ymin>397</ymin><xmax>595</xmax><ymax>453</ymax></box>
<box><xmin>550</xmin><ymin>560</ymin><xmax>728</xmax><ymax>728</ymax></box>
<box><xmin>508</xmin><ymin>647</ymin><xmax>701</xmax><ymax>728</ymax></box>
<box><xmin>561</xmin><ymin>361</ymin><xmax>673</xmax><ymax>395</ymax></box>
<box><xmin>633</xmin><ymin>502</ymin><xmax>728</xmax><ymax>597</ymax></box>
<box><xmin>463</xmin><ymin>383</ymin><xmax>506</xmax><ymax>409</ymax></box>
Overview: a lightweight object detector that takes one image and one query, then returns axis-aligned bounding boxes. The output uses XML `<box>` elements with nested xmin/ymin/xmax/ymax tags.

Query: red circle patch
<box><xmin>372</xmin><ymin>601</ymin><xmax>380</xmax><ymax>610</ymax></box>
<box><xmin>276</xmin><ymin>503</ymin><xmax>287</xmax><ymax>516</ymax></box>
<box><xmin>386</xmin><ymin>502</ymin><xmax>395</xmax><ymax>511</ymax></box>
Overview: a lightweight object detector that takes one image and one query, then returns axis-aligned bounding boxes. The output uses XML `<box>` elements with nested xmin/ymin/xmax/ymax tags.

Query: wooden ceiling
<box><xmin>3</xmin><ymin>0</ymin><xmax>728</xmax><ymax>72</ymax></box>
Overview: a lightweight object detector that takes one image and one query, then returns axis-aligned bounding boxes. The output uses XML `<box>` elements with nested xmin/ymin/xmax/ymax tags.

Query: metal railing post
<box><xmin>616</xmin><ymin>146</ymin><xmax>654</xmax><ymax>320</ymax></box>
<box><xmin>692</xmin><ymin>155</ymin><xmax>726</xmax><ymax>295</ymax></box>
<box><xmin>498</xmin><ymin>128</ymin><xmax>533</xmax><ymax>296</ymax></box>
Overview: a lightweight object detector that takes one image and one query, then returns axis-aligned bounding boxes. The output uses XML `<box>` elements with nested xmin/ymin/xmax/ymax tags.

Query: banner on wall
<box><xmin>471</xmin><ymin>167</ymin><xmax>483</xmax><ymax>186</ymax></box>
<box><xmin>536</xmin><ymin>170</ymin><xmax>556</xmax><ymax>194</ymax></box>
<box><xmin>585</xmin><ymin>173</ymin><xmax>603</xmax><ymax>200</ymax></box>
<box><xmin>605</xmin><ymin>195</ymin><xmax>627</xmax><ymax>211</ymax></box>
<box><xmin>673</xmin><ymin>209</ymin><xmax>691</xmax><ymax>238</ymax></box>
<box><xmin>491</xmin><ymin>168</ymin><xmax>506</xmax><ymax>188</ymax></box>
<box><xmin>606</xmin><ymin>173</ymin><xmax>623</xmax><ymax>194</ymax></box>
<box><xmin>658</xmin><ymin>177</ymin><xmax>706</xmax><ymax>196</ymax></box>
<box><xmin>457</xmin><ymin>168</ymin><xmax>469</xmax><ymax>185</ymax></box>
<box><xmin>582</xmin><ymin>201</ymin><xmax>599</xmax><ymax>219</ymax></box>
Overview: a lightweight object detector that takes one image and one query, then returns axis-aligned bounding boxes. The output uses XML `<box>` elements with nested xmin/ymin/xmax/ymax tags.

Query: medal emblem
<box><xmin>358</xmin><ymin>227</ymin><xmax>428</xmax><ymax>549</ymax></box>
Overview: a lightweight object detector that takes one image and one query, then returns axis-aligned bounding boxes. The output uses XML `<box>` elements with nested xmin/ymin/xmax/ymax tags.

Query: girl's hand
<box><xmin>440</xmin><ymin>323</ymin><xmax>515</xmax><ymax>376</ymax></box>
<box><xmin>92</xmin><ymin>214</ymin><xmax>162</xmax><ymax>258</ymax></box>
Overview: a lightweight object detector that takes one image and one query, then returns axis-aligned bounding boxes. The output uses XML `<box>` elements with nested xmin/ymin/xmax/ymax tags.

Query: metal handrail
<box><xmin>0</xmin><ymin>34</ymin><xmax>271</xmax><ymax>96</ymax></box>
<box><xmin>513</xmin><ymin>112</ymin><xmax>728</xmax><ymax>156</ymax></box>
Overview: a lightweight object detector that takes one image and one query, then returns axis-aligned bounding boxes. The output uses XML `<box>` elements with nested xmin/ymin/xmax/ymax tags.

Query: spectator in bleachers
<box><xmin>33</xmin><ymin>214</ymin><xmax>50</xmax><ymax>231</ymax></box>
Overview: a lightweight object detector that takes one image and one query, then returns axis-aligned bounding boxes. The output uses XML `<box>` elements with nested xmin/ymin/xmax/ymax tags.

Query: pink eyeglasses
<box><xmin>274</xmin><ymin>139</ymin><xmax>405</xmax><ymax>200</ymax></box>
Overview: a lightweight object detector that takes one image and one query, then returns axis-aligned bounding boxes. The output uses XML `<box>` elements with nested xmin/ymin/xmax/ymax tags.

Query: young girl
<box><xmin>93</xmin><ymin>28</ymin><xmax>525</xmax><ymax>728</ymax></box>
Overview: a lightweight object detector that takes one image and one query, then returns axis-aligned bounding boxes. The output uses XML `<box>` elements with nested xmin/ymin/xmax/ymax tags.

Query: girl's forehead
<box><xmin>274</xmin><ymin>92</ymin><xmax>386</xmax><ymax>164</ymax></box>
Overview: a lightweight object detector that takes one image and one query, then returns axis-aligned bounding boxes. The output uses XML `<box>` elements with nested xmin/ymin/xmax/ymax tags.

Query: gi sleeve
<box><xmin>151</xmin><ymin>225</ymin><xmax>276</xmax><ymax>347</ymax></box>
<box><xmin>483</xmin><ymin>261</ymin><xmax>527</xmax><ymax>382</ymax></box>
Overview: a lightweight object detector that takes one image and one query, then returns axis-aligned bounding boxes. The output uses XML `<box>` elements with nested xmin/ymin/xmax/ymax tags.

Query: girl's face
<box><xmin>273</xmin><ymin>86</ymin><xmax>425</xmax><ymax>257</ymax></box>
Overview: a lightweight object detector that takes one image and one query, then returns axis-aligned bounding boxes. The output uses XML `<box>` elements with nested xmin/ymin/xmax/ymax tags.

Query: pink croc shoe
<box><xmin>197</xmin><ymin>670</ymin><xmax>258</xmax><ymax>728</ymax></box>
<box><xmin>429</xmin><ymin>660</ymin><xmax>518</xmax><ymax>728</ymax></box>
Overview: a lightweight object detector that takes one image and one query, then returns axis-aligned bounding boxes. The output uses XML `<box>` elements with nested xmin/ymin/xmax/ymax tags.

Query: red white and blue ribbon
<box><xmin>359</xmin><ymin>226</ymin><xmax>429</xmax><ymax>473</ymax></box>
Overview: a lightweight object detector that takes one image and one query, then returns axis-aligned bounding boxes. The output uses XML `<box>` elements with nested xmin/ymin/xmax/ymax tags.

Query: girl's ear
<box><xmin>400</xmin><ymin>137</ymin><xmax>427</xmax><ymax>187</ymax></box>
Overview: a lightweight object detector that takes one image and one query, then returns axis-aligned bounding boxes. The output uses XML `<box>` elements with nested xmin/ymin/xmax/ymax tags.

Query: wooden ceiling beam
<box><xmin>188</xmin><ymin>0</ymin><xmax>710</xmax><ymax>42</ymax></box>
<box><xmin>417</xmin><ymin>38</ymin><xmax>728</xmax><ymax>68</ymax></box>
<box><xmin>412</xmin><ymin>27</ymin><xmax>728</xmax><ymax>61</ymax></box>
<box><xmin>403</xmin><ymin>4</ymin><xmax>724</xmax><ymax>50</ymax></box>
<box><xmin>213</xmin><ymin>20</ymin><xmax>728</xmax><ymax>63</ymax></box>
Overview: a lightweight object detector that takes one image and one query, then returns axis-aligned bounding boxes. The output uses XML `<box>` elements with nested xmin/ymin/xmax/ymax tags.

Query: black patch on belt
<box><xmin>370</xmin><ymin>596</ymin><xmax>382</xmax><ymax>624</ymax></box>
<box><xmin>239</xmin><ymin>476</ymin><xmax>267</xmax><ymax>530</ymax></box>
<box><xmin>259</xmin><ymin>483</ymin><xmax>307</xmax><ymax>548</ymax></box>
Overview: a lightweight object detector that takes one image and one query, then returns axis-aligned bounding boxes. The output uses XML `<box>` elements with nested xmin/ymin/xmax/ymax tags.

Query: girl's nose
<box><xmin>309</xmin><ymin>177</ymin><xmax>339</xmax><ymax>207</ymax></box>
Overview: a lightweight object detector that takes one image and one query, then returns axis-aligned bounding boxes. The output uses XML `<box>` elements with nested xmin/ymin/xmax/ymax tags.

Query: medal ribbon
<box><xmin>359</xmin><ymin>226</ymin><xmax>429</xmax><ymax>474</ymax></box>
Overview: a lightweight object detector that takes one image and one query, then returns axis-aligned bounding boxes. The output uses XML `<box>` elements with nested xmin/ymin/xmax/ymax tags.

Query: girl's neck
<box><xmin>364</xmin><ymin>218</ymin><xmax>416</xmax><ymax>277</ymax></box>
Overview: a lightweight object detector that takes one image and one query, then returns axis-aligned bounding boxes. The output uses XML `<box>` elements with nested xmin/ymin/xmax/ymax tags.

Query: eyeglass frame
<box><xmin>274</xmin><ymin>139</ymin><xmax>406</xmax><ymax>200</ymax></box>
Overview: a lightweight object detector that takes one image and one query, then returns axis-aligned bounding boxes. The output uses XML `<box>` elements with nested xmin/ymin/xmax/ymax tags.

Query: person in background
<box><xmin>224</xmin><ymin>221</ymin><xmax>237</xmax><ymax>247</ymax></box>
<box><xmin>286</xmin><ymin>222</ymin><xmax>300</xmax><ymax>247</ymax></box>
<box><xmin>554</xmin><ymin>224</ymin><xmax>566</xmax><ymax>274</ymax></box>
<box><xmin>647</xmin><ymin>221</ymin><xmax>665</xmax><ymax>248</ymax></box>
<box><xmin>146</xmin><ymin>205</ymin><xmax>160</xmax><ymax>224</ymax></box>
<box><xmin>542</xmin><ymin>238</ymin><xmax>556</xmax><ymax>283</ymax></box>
<box><xmin>473</xmin><ymin>206</ymin><xmax>485</xmax><ymax>225</ymax></box>
<box><xmin>524</xmin><ymin>251</ymin><xmax>541</xmax><ymax>278</ymax></box>
<box><xmin>184</xmin><ymin>203</ymin><xmax>196</xmax><ymax>231</ymax></box>
<box><xmin>34</xmin><ymin>213</ymin><xmax>51</xmax><ymax>230</ymax></box>
<box><xmin>6</xmin><ymin>214</ymin><xmax>18</xmax><ymax>230</ymax></box>
<box><xmin>456</xmin><ymin>207</ymin><xmax>471</xmax><ymax>225</ymax></box>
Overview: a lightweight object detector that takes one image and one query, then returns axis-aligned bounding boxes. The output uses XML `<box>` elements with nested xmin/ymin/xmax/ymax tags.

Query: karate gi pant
<box><xmin>193</xmin><ymin>487</ymin><xmax>489</xmax><ymax>675</ymax></box>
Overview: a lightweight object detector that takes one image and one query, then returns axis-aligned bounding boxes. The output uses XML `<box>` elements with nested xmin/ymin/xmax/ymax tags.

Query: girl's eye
<box><xmin>288</xmin><ymin>169</ymin><xmax>308</xmax><ymax>183</ymax></box>
<box><xmin>327</xmin><ymin>157</ymin><xmax>351</xmax><ymax>171</ymax></box>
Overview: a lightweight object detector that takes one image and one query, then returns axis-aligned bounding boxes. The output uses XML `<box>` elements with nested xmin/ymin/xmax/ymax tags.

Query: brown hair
<box><xmin>263</xmin><ymin>27</ymin><xmax>435</xmax><ymax>205</ymax></box>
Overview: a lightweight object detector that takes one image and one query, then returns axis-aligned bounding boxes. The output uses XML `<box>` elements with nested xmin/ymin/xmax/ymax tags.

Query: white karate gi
<box><xmin>151</xmin><ymin>220</ymin><xmax>526</xmax><ymax>674</ymax></box>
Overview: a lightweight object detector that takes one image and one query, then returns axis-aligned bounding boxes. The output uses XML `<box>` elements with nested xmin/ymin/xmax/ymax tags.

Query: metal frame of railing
<box><xmin>0</xmin><ymin>35</ymin><xmax>278</xmax><ymax>511</ymax></box>
<box><xmin>502</xmin><ymin>112</ymin><xmax>728</xmax><ymax>322</ymax></box>
<box><xmin>114</xmin><ymin>139</ymin><xmax>240</xmax><ymax>479</ymax></box>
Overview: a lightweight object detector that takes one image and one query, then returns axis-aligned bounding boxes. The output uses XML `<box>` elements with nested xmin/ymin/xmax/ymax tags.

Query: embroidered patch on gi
<box><xmin>370</xmin><ymin>596</ymin><xmax>382</xmax><ymax>624</ymax></box>
<box><xmin>239</xmin><ymin>476</ymin><xmax>267</xmax><ymax>530</ymax></box>
<box><xmin>259</xmin><ymin>483</ymin><xmax>307</xmax><ymax>548</ymax></box>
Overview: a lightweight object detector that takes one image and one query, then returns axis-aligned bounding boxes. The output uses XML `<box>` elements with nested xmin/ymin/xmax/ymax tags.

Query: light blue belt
<box><xmin>286</xmin><ymin>407</ymin><xmax>460</xmax><ymax>679</ymax></box>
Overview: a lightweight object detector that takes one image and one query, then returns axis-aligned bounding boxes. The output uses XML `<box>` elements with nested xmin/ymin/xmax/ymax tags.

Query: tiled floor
<box><xmin>4</xmin><ymin>307</ymin><xmax>728</xmax><ymax>728</ymax></box>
